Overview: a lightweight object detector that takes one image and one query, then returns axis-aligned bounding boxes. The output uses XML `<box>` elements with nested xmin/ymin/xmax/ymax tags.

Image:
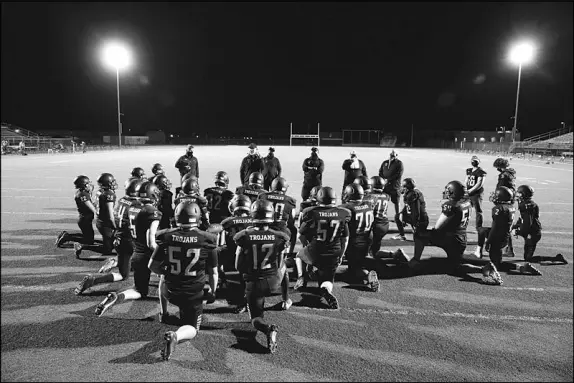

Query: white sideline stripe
<box><xmin>48</xmin><ymin>161</ymin><xmax>70</xmax><ymax>164</ymax></box>
<box><xmin>1</xmin><ymin>211</ymin><xmax>77</xmax><ymax>216</ymax></box>
<box><xmin>545</xmin><ymin>180</ymin><xmax>560</xmax><ymax>184</ymax></box>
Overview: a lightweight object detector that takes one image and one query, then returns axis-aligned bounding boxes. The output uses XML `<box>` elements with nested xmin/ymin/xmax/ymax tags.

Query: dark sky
<box><xmin>1</xmin><ymin>2</ymin><xmax>572</xmax><ymax>138</ymax></box>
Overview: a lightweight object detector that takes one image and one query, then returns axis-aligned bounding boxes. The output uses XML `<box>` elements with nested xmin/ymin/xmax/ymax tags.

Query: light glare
<box><xmin>509</xmin><ymin>42</ymin><xmax>535</xmax><ymax>65</ymax></box>
<box><xmin>102</xmin><ymin>42</ymin><xmax>132</xmax><ymax>71</ymax></box>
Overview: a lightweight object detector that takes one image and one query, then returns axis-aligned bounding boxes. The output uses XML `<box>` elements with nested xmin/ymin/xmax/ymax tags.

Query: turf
<box><xmin>1</xmin><ymin>146</ymin><xmax>572</xmax><ymax>382</ymax></box>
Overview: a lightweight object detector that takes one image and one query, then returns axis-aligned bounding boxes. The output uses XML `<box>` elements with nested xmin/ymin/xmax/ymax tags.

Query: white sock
<box><xmin>175</xmin><ymin>325</ymin><xmax>197</xmax><ymax>343</ymax></box>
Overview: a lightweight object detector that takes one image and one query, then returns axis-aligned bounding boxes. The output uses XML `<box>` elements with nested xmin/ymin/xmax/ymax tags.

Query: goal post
<box><xmin>290</xmin><ymin>122</ymin><xmax>320</xmax><ymax>147</ymax></box>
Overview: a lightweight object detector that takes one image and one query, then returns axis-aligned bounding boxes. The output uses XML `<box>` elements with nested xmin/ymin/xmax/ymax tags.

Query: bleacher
<box><xmin>509</xmin><ymin>126</ymin><xmax>573</xmax><ymax>155</ymax></box>
<box><xmin>1</xmin><ymin>123</ymin><xmax>71</xmax><ymax>153</ymax></box>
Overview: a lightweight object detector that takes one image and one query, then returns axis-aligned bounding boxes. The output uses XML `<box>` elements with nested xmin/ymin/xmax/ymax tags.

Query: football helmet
<box><xmin>370</xmin><ymin>176</ymin><xmax>387</xmax><ymax>192</ymax></box>
<box><xmin>516</xmin><ymin>185</ymin><xmax>534</xmax><ymax>203</ymax></box>
<box><xmin>138</xmin><ymin>181</ymin><xmax>161</xmax><ymax>205</ymax></box>
<box><xmin>125</xmin><ymin>178</ymin><xmax>144</xmax><ymax>198</ymax></box>
<box><xmin>175</xmin><ymin>202</ymin><xmax>201</xmax><ymax>227</ymax></box>
<box><xmin>182</xmin><ymin>178</ymin><xmax>200</xmax><ymax>195</ymax></box>
<box><xmin>248</xmin><ymin>172</ymin><xmax>263</xmax><ymax>187</ymax></box>
<box><xmin>151</xmin><ymin>163</ymin><xmax>164</xmax><ymax>176</ymax></box>
<box><xmin>400</xmin><ymin>178</ymin><xmax>416</xmax><ymax>195</ymax></box>
<box><xmin>214</xmin><ymin>171</ymin><xmax>229</xmax><ymax>187</ymax></box>
<box><xmin>131</xmin><ymin>167</ymin><xmax>146</xmax><ymax>179</ymax></box>
<box><xmin>493</xmin><ymin>158</ymin><xmax>509</xmax><ymax>170</ymax></box>
<box><xmin>316</xmin><ymin>186</ymin><xmax>336</xmax><ymax>206</ymax></box>
<box><xmin>353</xmin><ymin>176</ymin><xmax>372</xmax><ymax>193</ymax></box>
<box><xmin>442</xmin><ymin>180</ymin><xmax>465</xmax><ymax>201</ymax></box>
<box><xmin>74</xmin><ymin>175</ymin><xmax>92</xmax><ymax>191</ymax></box>
<box><xmin>309</xmin><ymin>186</ymin><xmax>321</xmax><ymax>201</ymax></box>
<box><xmin>250</xmin><ymin>199</ymin><xmax>274</xmax><ymax>224</ymax></box>
<box><xmin>181</xmin><ymin>173</ymin><xmax>198</xmax><ymax>186</ymax></box>
<box><xmin>489</xmin><ymin>186</ymin><xmax>514</xmax><ymax>204</ymax></box>
<box><xmin>271</xmin><ymin>177</ymin><xmax>288</xmax><ymax>193</ymax></box>
<box><xmin>207</xmin><ymin>223</ymin><xmax>224</xmax><ymax>235</ymax></box>
<box><xmin>97</xmin><ymin>173</ymin><xmax>118</xmax><ymax>190</ymax></box>
<box><xmin>153</xmin><ymin>175</ymin><xmax>172</xmax><ymax>191</ymax></box>
<box><xmin>343</xmin><ymin>183</ymin><xmax>364</xmax><ymax>203</ymax></box>
<box><xmin>229</xmin><ymin>194</ymin><xmax>252</xmax><ymax>215</ymax></box>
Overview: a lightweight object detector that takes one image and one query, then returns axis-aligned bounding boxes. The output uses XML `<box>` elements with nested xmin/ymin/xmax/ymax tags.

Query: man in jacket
<box><xmin>379</xmin><ymin>149</ymin><xmax>406</xmax><ymax>240</ymax></box>
<box><xmin>341</xmin><ymin>150</ymin><xmax>367</xmax><ymax>197</ymax></box>
<box><xmin>175</xmin><ymin>145</ymin><xmax>200</xmax><ymax>179</ymax></box>
<box><xmin>262</xmin><ymin>147</ymin><xmax>282</xmax><ymax>190</ymax></box>
<box><xmin>239</xmin><ymin>143</ymin><xmax>264</xmax><ymax>186</ymax></box>
<box><xmin>301</xmin><ymin>147</ymin><xmax>324</xmax><ymax>201</ymax></box>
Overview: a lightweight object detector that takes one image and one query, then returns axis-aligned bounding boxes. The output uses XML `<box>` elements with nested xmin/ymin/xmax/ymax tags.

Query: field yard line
<box><xmin>1</xmin><ymin>211</ymin><xmax>77</xmax><ymax>216</ymax></box>
<box><xmin>545</xmin><ymin>180</ymin><xmax>561</xmax><ymax>184</ymax></box>
<box><xmin>1</xmin><ymin>188</ymin><xmax>66</xmax><ymax>191</ymax></box>
<box><xmin>48</xmin><ymin>160</ymin><xmax>70</xmax><ymax>164</ymax></box>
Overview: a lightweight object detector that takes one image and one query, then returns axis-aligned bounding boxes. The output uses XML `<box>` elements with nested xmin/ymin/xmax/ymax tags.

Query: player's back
<box><xmin>492</xmin><ymin>204</ymin><xmax>516</xmax><ymax>238</ymax></box>
<box><xmin>258</xmin><ymin>191</ymin><xmax>296</xmax><ymax>224</ymax></box>
<box><xmin>132</xmin><ymin>204</ymin><xmax>162</xmax><ymax>254</ymax></box>
<box><xmin>115</xmin><ymin>197</ymin><xmax>141</xmax><ymax>238</ymax></box>
<box><xmin>440</xmin><ymin>199</ymin><xmax>472</xmax><ymax>235</ymax></box>
<box><xmin>300</xmin><ymin>205</ymin><xmax>351</xmax><ymax>251</ymax></box>
<box><xmin>175</xmin><ymin>193</ymin><xmax>207</xmax><ymax>208</ymax></box>
<box><xmin>204</xmin><ymin>186</ymin><xmax>234</xmax><ymax>224</ymax></box>
<box><xmin>221</xmin><ymin>215</ymin><xmax>254</xmax><ymax>251</ymax></box>
<box><xmin>518</xmin><ymin>200</ymin><xmax>542</xmax><ymax>233</ymax></box>
<box><xmin>496</xmin><ymin>169</ymin><xmax>516</xmax><ymax>191</ymax></box>
<box><xmin>234</xmin><ymin>227</ymin><xmax>290</xmax><ymax>277</ymax></box>
<box><xmin>369</xmin><ymin>192</ymin><xmax>390</xmax><ymax>225</ymax></box>
<box><xmin>235</xmin><ymin>185</ymin><xmax>264</xmax><ymax>203</ymax></box>
<box><xmin>340</xmin><ymin>200</ymin><xmax>374</xmax><ymax>244</ymax></box>
<box><xmin>75</xmin><ymin>189</ymin><xmax>93</xmax><ymax>216</ymax></box>
<box><xmin>156</xmin><ymin>227</ymin><xmax>217</xmax><ymax>293</ymax></box>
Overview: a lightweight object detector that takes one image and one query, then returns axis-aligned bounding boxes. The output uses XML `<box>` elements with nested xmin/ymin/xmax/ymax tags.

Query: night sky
<box><xmin>1</xmin><ymin>2</ymin><xmax>572</xmax><ymax>139</ymax></box>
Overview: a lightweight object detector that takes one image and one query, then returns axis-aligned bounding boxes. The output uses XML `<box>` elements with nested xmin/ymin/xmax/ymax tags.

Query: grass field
<box><xmin>1</xmin><ymin>146</ymin><xmax>572</xmax><ymax>382</ymax></box>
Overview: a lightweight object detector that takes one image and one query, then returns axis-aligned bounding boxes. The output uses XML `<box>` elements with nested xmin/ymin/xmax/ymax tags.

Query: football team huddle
<box><xmin>54</xmin><ymin>145</ymin><xmax>568</xmax><ymax>359</ymax></box>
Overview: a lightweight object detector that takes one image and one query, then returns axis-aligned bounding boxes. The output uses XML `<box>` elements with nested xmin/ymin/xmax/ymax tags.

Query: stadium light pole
<box><xmin>508</xmin><ymin>41</ymin><xmax>535</xmax><ymax>143</ymax></box>
<box><xmin>101</xmin><ymin>41</ymin><xmax>132</xmax><ymax>148</ymax></box>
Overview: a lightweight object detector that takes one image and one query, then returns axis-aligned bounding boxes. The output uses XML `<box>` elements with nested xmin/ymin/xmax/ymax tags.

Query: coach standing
<box><xmin>379</xmin><ymin>150</ymin><xmax>406</xmax><ymax>240</ymax></box>
<box><xmin>240</xmin><ymin>143</ymin><xmax>264</xmax><ymax>185</ymax></box>
<box><xmin>341</xmin><ymin>150</ymin><xmax>367</xmax><ymax>196</ymax></box>
<box><xmin>262</xmin><ymin>147</ymin><xmax>282</xmax><ymax>190</ymax></box>
<box><xmin>301</xmin><ymin>146</ymin><xmax>324</xmax><ymax>200</ymax></box>
<box><xmin>175</xmin><ymin>144</ymin><xmax>200</xmax><ymax>179</ymax></box>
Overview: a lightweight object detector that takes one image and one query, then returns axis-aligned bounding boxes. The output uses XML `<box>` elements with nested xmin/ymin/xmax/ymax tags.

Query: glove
<box><xmin>485</xmin><ymin>242</ymin><xmax>491</xmax><ymax>252</ymax></box>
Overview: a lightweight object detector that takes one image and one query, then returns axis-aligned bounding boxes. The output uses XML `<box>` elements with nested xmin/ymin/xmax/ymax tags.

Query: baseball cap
<box><xmin>187</xmin><ymin>144</ymin><xmax>194</xmax><ymax>150</ymax></box>
<box><xmin>248</xmin><ymin>143</ymin><xmax>257</xmax><ymax>149</ymax></box>
<box><xmin>268</xmin><ymin>146</ymin><xmax>275</xmax><ymax>152</ymax></box>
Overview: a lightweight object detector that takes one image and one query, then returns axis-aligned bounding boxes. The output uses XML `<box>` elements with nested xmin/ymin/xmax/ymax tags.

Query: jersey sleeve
<box><xmin>466</xmin><ymin>168</ymin><xmax>472</xmax><ymax>176</ymax></box>
<box><xmin>441</xmin><ymin>201</ymin><xmax>455</xmax><ymax>217</ymax></box>
<box><xmin>150</xmin><ymin>207</ymin><xmax>162</xmax><ymax>222</ymax></box>
<box><xmin>202</xmin><ymin>232</ymin><xmax>218</xmax><ymax>250</ymax></box>
<box><xmin>105</xmin><ymin>191</ymin><xmax>116</xmax><ymax>203</ymax></box>
<box><xmin>233</xmin><ymin>229</ymin><xmax>248</xmax><ymax>248</ymax></box>
<box><xmin>477</xmin><ymin>168</ymin><xmax>487</xmax><ymax>177</ymax></box>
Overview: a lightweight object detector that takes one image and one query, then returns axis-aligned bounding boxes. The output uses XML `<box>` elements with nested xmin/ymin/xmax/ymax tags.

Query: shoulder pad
<box><xmin>466</xmin><ymin>168</ymin><xmax>472</xmax><ymax>175</ymax></box>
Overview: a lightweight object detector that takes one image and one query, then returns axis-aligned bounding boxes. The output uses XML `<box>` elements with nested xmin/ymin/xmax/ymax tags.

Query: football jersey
<box><xmin>465</xmin><ymin>167</ymin><xmax>487</xmax><ymax>195</ymax></box>
<box><xmin>75</xmin><ymin>189</ymin><xmax>94</xmax><ymax>217</ymax></box>
<box><xmin>298</xmin><ymin>200</ymin><xmax>318</xmax><ymax>226</ymax></box>
<box><xmin>204</xmin><ymin>186</ymin><xmax>235</xmax><ymax>224</ymax></box>
<box><xmin>490</xmin><ymin>204</ymin><xmax>516</xmax><ymax>242</ymax></box>
<box><xmin>518</xmin><ymin>201</ymin><xmax>542</xmax><ymax>234</ymax></box>
<box><xmin>158</xmin><ymin>189</ymin><xmax>174</xmax><ymax>229</ymax></box>
<box><xmin>401</xmin><ymin>189</ymin><xmax>429</xmax><ymax>228</ymax></box>
<box><xmin>440</xmin><ymin>199</ymin><xmax>472</xmax><ymax>235</ymax></box>
<box><xmin>234</xmin><ymin>227</ymin><xmax>290</xmax><ymax>277</ymax></box>
<box><xmin>155</xmin><ymin>227</ymin><xmax>218</xmax><ymax>294</ymax></box>
<box><xmin>114</xmin><ymin>196</ymin><xmax>142</xmax><ymax>239</ymax></box>
<box><xmin>340</xmin><ymin>200</ymin><xmax>375</xmax><ymax>245</ymax></box>
<box><xmin>132</xmin><ymin>204</ymin><xmax>162</xmax><ymax>254</ymax></box>
<box><xmin>220</xmin><ymin>215</ymin><xmax>254</xmax><ymax>253</ymax></box>
<box><xmin>299</xmin><ymin>205</ymin><xmax>351</xmax><ymax>252</ymax></box>
<box><xmin>174</xmin><ymin>193</ymin><xmax>209</xmax><ymax>229</ymax></box>
<box><xmin>235</xmin><ymin>185</ymin><xmax>265</xmax><ymax>203</ymax></box>
<box><xmin>496</xmin><ymin>168</ymin><xmax>516</xmax><ymax>191</ymax></box>
<box><xmin>257</xmin><ymin>191</ymin><xmax>297</xmax><ymax>225</ymax></box>
<box><xmin>370</xmin><ymin>191</ymin><xmax>391</xmax><ymax>226</ymax></box>
<box><xmin>96</xmin><ymin>189</ymin><xmax>116</xmax><ymax>222</ymax></box>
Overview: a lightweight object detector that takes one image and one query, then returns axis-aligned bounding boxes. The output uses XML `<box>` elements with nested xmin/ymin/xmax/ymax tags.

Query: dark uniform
<box><xmin>239</xmin><ymin>155</ymin><xmax>264</xmax><ymax>186</ymax></box>
<box><xmin>478</xmin><ymin>204</ymin><xmax>515</xmax><ymax>267</ymax></box>
<box><xmin>515</xmin><ymin>200</ymin><xmax>542</xmax><ymax>261</ymax></box>
<box><xmin>174</xmin><ymin>193</ymin><xmax>209</xmax><ymax>230</ymax></box>
<box><xmin>131</xmin><ymin>204</ymin><xmax>162</xmax><ymax>296</ymax></box>
<box><xmin>114</xmin><ymin>196</ymin><xmax>142</xmax><ymax>278</ymax></box>
<box><xmin>95</xmin><ymin>189</ymin><xmax>117</xmax><ymax>254</ymax></box>
<box><xmin>157</xmin><ymin>189</ymin><xmax>174</xmax><ymax>230</ymax></box>
<box><xmin>341</xmin><ymin>158</ymin><xmax>368</xmax><ymax>195</ymax></box>
<box><xmin>235</xmin><ymin>184</ymin><xmax>265</xmax><ymax>204</ymax></box>
<box><xmin>154</xmin><ymin>227</ymin><xmax>218</xmax><ymax>327</ymax></box>
<box><xmin>496</xmin><ymin>168</ymin><xmax>517</xmax><ymax>191</ymax></box>
<box><xmin>218</xmin><ymin>216</ymin><xmax>254</xmax><ymax>271</ymax></box>
<box><xmin>203</xmin><ymin>186</ymin><xmax>235</xmax><ymax>224</ymax></box>
<box><xmin>299</xmin><ymin>205</ymin><xmax>351</xmax><ymax>284</ymax></box>
<box><xmin>379</xmin><ymin>158</ymin><xmax>404</xmax><ymax>234</ymax></box>
<box><xmin>340</xmin><ymin>200</ymin><xmax>375</xmax><ymax>275</ymax></box>
<box><xmin>301</xmin><ymin>155</ymin><xmax>324</xmax><ymax>200</ymax></box>
<box><xmin>258</xmin><ymin>191</ymin><xmax>297</xmax><ymax>246</ymax></box>
<box><xmin>465</xmin><ymin>166</ymin><xmax>487</xmax><ymax>228</ymax></box>
<box><xmin>262</xmin><ymin>153</ymin><xmax>282</xmax><ymax>191</ymax></box>
<box><xmin>369</xmin><ymin>190</ymin><xmax>392</xmax><ymax>257</ymax></box>
<box><xmin>75</xmin><ymin>189</ymin><xmax>95</xmax><ymax>244</ymax></box>
<box><xmin>175</xmin><ymin>153</ymin><xmax>199</xmax><ymax>178</ymax></box>
<box><xmin>401</xmin><ymin>189</ymin><xmax>429</xmax><ymax>234</ymax></box>
<box><xmin>234</xmin><ymin>228</ymin><xmax>290</xmax><ymax>321</ymax></box>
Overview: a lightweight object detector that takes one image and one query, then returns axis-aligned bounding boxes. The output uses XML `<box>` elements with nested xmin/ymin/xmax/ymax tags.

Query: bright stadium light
<box><xmin>508</xmin><ymin>41</ymin><xmax>536</xmax><ymax>143</ymax></box>
<box><xmin>100</xmin><ymin>41</ymin><xmax>133</xmax><ymax>148</ymax></box>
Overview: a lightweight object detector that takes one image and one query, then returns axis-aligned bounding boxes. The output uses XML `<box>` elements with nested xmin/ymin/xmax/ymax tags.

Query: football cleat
<box><xmin>74</xmin><ymin>275</ymin><xmax>95</xmax><ymax>295</ymax></box>
<box><xmin>95</xmin><ymin>292</ymin><xmax>118</xmax><ymax>317</ymax></box>
<box><xmin>161</xmin><ymin>331</ymin><xmax>178</xmax><ymax>361</ymax></box>
<box><xmin>294</xmin><ymin>276</ymin><xmax>307</xmax><ymax>291</ymax></box>
<box><xmin>392</xmin><ymin>234</ymin><xmax>407</xmax><ymax>241</ymax></box>
<box><xmin>481</xmin><ymin>262</ymin><xmax>503</xmax><ymax>286</ymax></box>
<box><xmin>98</xmin><ymin>257</ymin><xmax>118</xmax><ymax>273</ymax></box>
<box><xmin>74</xmin><ymin>242</ymin><xmax>83</xmax><ymax>259</ymax></box>
<box><xmin>394</xmin><ymin>248</ymin><xmax>410</xmax><ymax>264</ymax></box>
<box><xmin>234</xmin><ymin>304</ymin><xmax>248</xmax><ymax>315</ymax></box>
<box><xmin>56</xmin><ymin>231</ymin><xmax>68</xmax><ymax>247</ymax></box>
<box><xmin>367</xmin><ymin>270</ymin><xmax>380</xmax><ymax>292</ymax></box>
<box><xmin>281</xmin><ymin>299</ymin><xmax>293</xmax><ymax>311</ymax></box>
<box><xmin>519</xmin><ymin>263</ymin><xmax>542</xmax><ymax>276</ymax></box>
<box><xmin>266</xmin><ymin>324</ymin><xmax>279</xmax><ymax>354</ymax></box>
<box><xmin>473</xmin><ymin>246</ymin><xmax>483</xmax><ymax>259</ymax></box>
<box><xmin>554</xmin><ymin>254</ymin><xmax>568</xmax><ymax>264</ymax></box>
<box><xmin>320</xmin><ymin>287</ymin><xmax>339</xmax><ymax>309</ymax></box>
